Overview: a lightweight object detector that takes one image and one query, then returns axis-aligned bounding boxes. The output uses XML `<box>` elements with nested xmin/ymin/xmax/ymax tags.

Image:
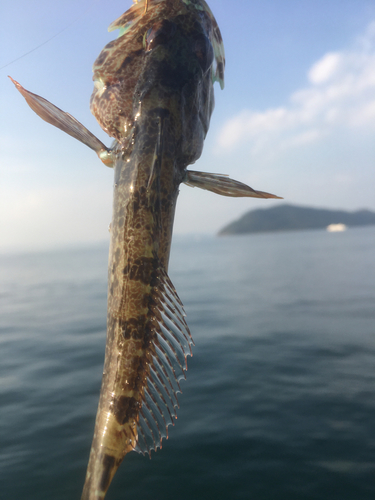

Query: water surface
<box><xmin>1</xmin><ymin>227</ymin><xmax>375</xmax><ymax>499</ymax></box>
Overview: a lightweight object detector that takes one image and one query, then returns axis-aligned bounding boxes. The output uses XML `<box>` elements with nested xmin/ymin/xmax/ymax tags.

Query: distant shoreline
<box><xmin>218</xmin><ymin>204</ymin><xmax>375</xmax><ymax>236</ymax></box>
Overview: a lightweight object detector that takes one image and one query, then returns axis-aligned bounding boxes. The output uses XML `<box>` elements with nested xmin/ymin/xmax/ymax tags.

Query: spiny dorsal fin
<box><xmin>135</xmin><ymin>268</ymin><xmax>193</xmax><ymax>456</ymax></box>
<box><xmin>184</xmin><ymin>170</ymin><xmax>282</xmax><ymax>199</ymax></box>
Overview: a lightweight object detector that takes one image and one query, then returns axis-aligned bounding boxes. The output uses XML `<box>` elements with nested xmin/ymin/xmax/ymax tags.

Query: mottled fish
<box><xmin>11</xmin><ymin>0</ymin><xmax>281</xmax><ymax>498</ymax></box>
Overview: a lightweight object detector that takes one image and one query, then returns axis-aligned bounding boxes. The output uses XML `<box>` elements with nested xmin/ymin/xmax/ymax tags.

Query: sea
<box><xmin>1</xmin><ymin>227</ymin><xmax>375</xmax><ymax>500</ymax></box>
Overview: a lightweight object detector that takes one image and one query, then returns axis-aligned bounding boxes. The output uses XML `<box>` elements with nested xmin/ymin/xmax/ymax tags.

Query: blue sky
<box><xmin>1</xmin><ymin>0</ymin><xmax>375</xmax><ymax>251</ymax></box>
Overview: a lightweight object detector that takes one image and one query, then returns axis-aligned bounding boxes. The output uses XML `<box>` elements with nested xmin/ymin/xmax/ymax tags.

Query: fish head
<box><xmin>90</xmin><ymin>0</ymin><xmax>225</xmax><ymax>167</ymax></box>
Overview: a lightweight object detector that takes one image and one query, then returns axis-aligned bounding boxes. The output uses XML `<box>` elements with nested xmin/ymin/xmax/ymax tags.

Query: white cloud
<box><xmin>308</xmin><ymin>52</ymin><xmax>342</xmax><ymax>84</ymax></box>
<box><xmin>218</xmin><ymin>22</ymin><xmax>375</xmax><ymax>153</ymax></box>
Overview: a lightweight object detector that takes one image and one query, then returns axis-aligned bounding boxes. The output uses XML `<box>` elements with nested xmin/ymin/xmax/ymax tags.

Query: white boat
<box><xmin>326</xmin><ymin>223</ymin><xmax>347</xmax><ymax>232</ymax></box>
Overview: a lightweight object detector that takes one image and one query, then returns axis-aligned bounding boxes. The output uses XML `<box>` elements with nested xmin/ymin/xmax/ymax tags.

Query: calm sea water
<box><xmin>1</xmin><ymin>227</ymin><xmax>375</xmax><ymax>500</ymax></box>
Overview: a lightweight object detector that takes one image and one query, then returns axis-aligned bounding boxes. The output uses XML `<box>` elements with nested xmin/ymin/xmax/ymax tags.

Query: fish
<box><xmin>10</xmin><ymin>1</ymin><xmax>281</xmax><ymax>498</ymax></box>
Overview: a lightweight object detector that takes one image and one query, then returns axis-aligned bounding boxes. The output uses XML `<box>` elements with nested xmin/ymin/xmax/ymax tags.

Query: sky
<box><xmin>1</xmin><ymin>0</ymin><xmax>375</xmax><ymax>252</ymax></box>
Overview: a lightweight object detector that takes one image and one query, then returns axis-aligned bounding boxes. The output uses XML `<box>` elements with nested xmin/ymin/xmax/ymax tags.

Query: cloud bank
<box><xmin>218</xmin><ymin>22</ymin><xmax>375</xmax><ymax>154</ymax></box>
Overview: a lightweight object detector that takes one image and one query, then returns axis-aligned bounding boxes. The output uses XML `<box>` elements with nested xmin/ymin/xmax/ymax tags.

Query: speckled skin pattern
<box><xmin>81</xmin><ymin>1</ymin><xmax>224</xmax><ymax>498</ymax></box>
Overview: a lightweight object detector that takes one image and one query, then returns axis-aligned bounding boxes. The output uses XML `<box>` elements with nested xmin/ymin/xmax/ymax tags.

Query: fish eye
<box><xmin>192</xmin><ymin>33</ymin><xmax>214</xmax><ymax>73</ymax></box>
<box><xmin>145</xmin><ymin>19</ymin><xmax>177</xmax><ymax>52</ymax></box>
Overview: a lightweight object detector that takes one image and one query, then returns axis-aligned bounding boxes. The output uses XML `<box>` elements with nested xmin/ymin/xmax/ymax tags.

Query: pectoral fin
<box><xmin>9</xmin><ymin>77</ymin><xmax>112</xmax><ymax>167</ymax></box>
<box><xmin>184</xmin><ymin>170</ymin><xmax>282</xmax><ymax>199</ymax></box>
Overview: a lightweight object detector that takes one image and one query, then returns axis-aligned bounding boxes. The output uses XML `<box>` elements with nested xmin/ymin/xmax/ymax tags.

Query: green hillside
<box><xmin>218</xmin><ymin>204</ymin><xmax>375</xmax><ymax>236</ymax></box>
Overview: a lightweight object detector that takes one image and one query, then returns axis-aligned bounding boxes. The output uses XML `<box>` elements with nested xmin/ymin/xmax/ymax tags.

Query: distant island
<box><xmin>218</xmin><ymin>204</ymin><xmax>375</xmax><ymax>236</ymax></box>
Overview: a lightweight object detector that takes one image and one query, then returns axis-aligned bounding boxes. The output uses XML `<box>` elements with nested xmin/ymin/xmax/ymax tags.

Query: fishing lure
<box><xmin>11</xmin><ymin>1</ymin><xmax>280</xmax><ymax>498</ymax></box>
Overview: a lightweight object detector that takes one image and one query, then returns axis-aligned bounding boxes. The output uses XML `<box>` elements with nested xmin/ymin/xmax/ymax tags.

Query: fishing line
<box><xmin>0</xmin><ymin>0</ymin><xmax>101</xmax><ymax>70</ymax></box>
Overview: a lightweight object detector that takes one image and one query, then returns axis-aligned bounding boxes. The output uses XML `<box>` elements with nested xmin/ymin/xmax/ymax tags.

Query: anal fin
<box><xmin>135</xmin><ymin>268</ymin><xmax>193</xmax><ymax>456</ymax></box>
<box><xmin>184</xmin><ymin>170</ymin><xmax>282</xmax><ymax>199</ymax></box>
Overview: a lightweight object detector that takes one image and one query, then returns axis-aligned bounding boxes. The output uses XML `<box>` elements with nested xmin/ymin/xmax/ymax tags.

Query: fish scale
<box><xmin>10</xmin><ymin>1</ymin><xmax>281</xmax><ymax>498</ymax></box>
